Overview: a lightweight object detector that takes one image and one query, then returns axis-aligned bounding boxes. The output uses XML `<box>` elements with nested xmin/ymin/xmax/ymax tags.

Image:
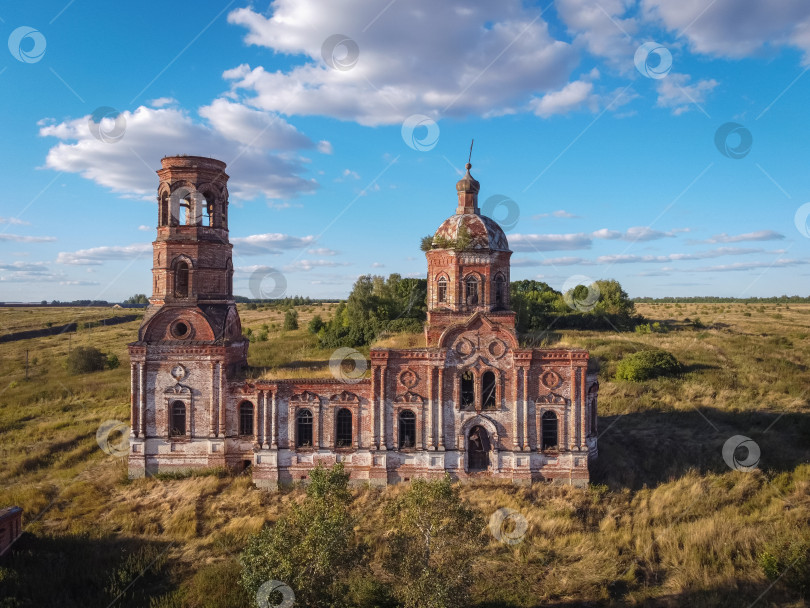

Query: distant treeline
<box><xmin>0</xmin><ymin>300</ymin><xmax>146</xmax><ymax>308</ymax></box>
<box><xmin>634</xmin><ymin>296</ymin><xmax>810</xmax><ymax>303</ymax></box>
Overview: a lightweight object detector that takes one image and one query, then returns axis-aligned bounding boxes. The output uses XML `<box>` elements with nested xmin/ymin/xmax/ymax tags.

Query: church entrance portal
<box><xmin>467</xmin><ymin>425</ymin><xmax>490</xmax><ymax>471</ymax></box>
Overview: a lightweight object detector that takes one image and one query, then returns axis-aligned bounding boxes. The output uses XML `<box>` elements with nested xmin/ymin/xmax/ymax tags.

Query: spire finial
<box><xmin>467</xmin><ymin>138</ymin><xmax>474</xmax><ymax>168</ymax></box>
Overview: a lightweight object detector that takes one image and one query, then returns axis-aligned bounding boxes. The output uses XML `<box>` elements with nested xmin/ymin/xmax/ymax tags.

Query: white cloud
<box><xmin>642</xmin><ymin>0</ymin><xmax>810</xmax><ymax>63</ymax></box>
<box><xmin>137</xmin><ymin>225</ymin><xmax>152</xmax><ymax>231</ymax></box>
<box><xmin>371</xmin><ymin>262</ymin><xmax>385</xmax><ymax>268</ymax></box>
<box><xmin>592</xmin><ymin>226</ymin><xmax>683</xmax><ymax>241</ymax></box>
<box><xmin>198</xmin><ymin>98</ymin><xmax>314</xmax><ymax>150</ymax></box>
<box><xmin>40</xmin><ymin>105</ymin><xmax>317</xmax><ymax>201</ymax></box>
<box><xmin>59</xmin><ymin>280</ymin><xmax>100</xmax><ymax>286</ymax></box>
<box><xmin>509</xmin><ymin>233</ymin><xmax>592</xmax><ymax>251</ymax></box>
<box><xmin>226</xmin><ymin>0</ymin><xmax>578</xmax><ymax>125</ymax></box>
<box><xmin>556</xmin><ymin>0</ymin><xmax>638</xmax><ymax>66</ymax></box>
<box><xmin>0</xmin><ymin>217</ymin><xmax>30</xmax><ymax>225</ymax></box>
<box><xmin>700</xmin><ymin>230</ymin><xmax>786</xmax><ymax>243</ymax></box>
<box><xmin>0</xmin><ymin>261</ymin><xmax>50</xmax><ymax>272</ymax></box>
<box><xmin>692</xmin><ymin>259</ymin><xmax>808</xmax><ymax>272</ymax></box>
<box><xmin>317</xmin><ymin>140</ymin><xmax>333</xmax><ymax>154</ymax></box>
<box><xmin>307</xmin><ymin>247</ymin><xmax>338</xmax><ymax>256</ymax></box>
<box><xmin>149</xmin><ymin>97</ymin><xmax>178</xmax><ymax>108</ymax></box>
<box><xmin>531</xmin><ymin>78</ymin><xmax>596</xmax><ymax>117</ymax></box>
<box><xmin>655</xmin><ymin>72</ymin><xmax>718</xmax><ymax>115</ymax></box>
<box><xmin>56</xmin><ymin>243</ymin><xmax>152</xmax><ymax>265</ymax></box>
<box><xmin>231</xmin><ymin>233</ymin><xmax>316</xmax><ymax>256</ymax></box>
<box><xmin>285</xmin><ymin>259</ymin><xmax>351</xmax><ymax>271</ymax></box>
<box><xmin>0</xmin><ymin>234</ymin><xmax>56</xmax><ymax>243</ymax></box>
<box><xmin>342</xmin><ymin>169</ymin><xmax>361</xmax><ymax>180</ymax></box>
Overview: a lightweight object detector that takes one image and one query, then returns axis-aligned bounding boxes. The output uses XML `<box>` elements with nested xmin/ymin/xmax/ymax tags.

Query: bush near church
<box><xmin>65</xmin><ymin>346</ymin><xmax>118</xmax><ymax>375</ymax></box>
<box><xmin>615</xmin><ymin>349</ymin><xmax>681</xmax><ymax>382</ymax></box>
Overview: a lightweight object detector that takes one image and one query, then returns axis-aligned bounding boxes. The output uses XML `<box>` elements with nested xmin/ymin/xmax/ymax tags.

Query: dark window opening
<box><xmin>172</xmin><ymin>321</ymin><xmax>189</xmax><ymax>338</ymax></box>
<box><xmin>297</xmin><ymin>409</ymin><xmax>313</xmax><ymax>448</ymax></box>
<box><xmin>170</xmin><ymin>401</ymin><xmax>186</xmax><ymax>436</ymax></box>
<box><xmin>465</xmin><ymin>277</ymin><xmax>479</xmax><ymax>306</ymax></box>
<box><xmin>399</xmin><ymin>410</ymin><xmax>416</xmax><ymax>448</ymax></box>
<box><xmin>239</xmin><ymin>402</ymin><xmax>254</xmax><ymax>436</ymax></box>
<box><xmin>175</xmin><ymin>262</ymin><xmax>189</xmax><ymax>298</ymax></box>
<box><xmin>468</xmin><ymin>425</ymin><xmax>489</xmax><ymax>470</ymax></box>
<box><xmin>460</xmin><ymin>371</ymin><xmax>475</xmax><ymax>408</ymax></box>
<box><xmin>243</xmin><ymin>459</ymin><xmax>251</xmax><ymax>470</ymax></box>
<box><xmin>336</xmin><ymin>408</ymin><xmax>352</xmax><ymax>447</ymax></box>
<box><xmin>542</xmin><ymin>411</ymin><xmax>558</xmax><ymax>450</ymax></box>
<box><xmin>203</xmin><ymin>193</ymin><xmax>214</xmax><ymax>227</ymax></box>
<box><xmin>160</xmin><ymin>193</ymin><xmax>169</xmax><ymax>227</ymax></box>
<box><xmin>437</xmin><ymin>278</ymin><xmax>447</xmax><ymax>303</ymax></box>
<box><xmin>482</xmin><ymin>371</ymin><xmax>497</xmax><ymax>409</ymax></box>
<box><xmin>494</xmin><ymin>276</ymin><xmax>505</xmax><ymax>307</ymax></box>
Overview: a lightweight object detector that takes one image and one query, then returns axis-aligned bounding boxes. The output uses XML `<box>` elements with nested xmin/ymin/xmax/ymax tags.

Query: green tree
<box><xmin>65</xmin><ymin>346</ymin><xmax>107</xmax><ymax>375</ymax></box>
<box><xmin>283</xmin><ymin>309</ymin><xmax>299</xmax><ymax>330</ymax></box>
<box><xmin>123</xmin><ymin>294</ymin><xmax>149</xmax><ymax>305</ymax></box>
<box><xmin>240</xmin><ymin>464</ymin><xmax>361</xmax><ymax>608</ymax></box>
<box><xmin>308</xmin><ymin>314</ymin><xmax>325</xmax><ymax>334</ymax></box>
<box><xmin>383</xmin><ymin>475</ymin><xmax>486</xmax><ymax>608</ymax></box>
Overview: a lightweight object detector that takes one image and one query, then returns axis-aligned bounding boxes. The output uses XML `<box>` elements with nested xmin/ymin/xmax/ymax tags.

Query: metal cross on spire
<box><xmin>468</xmin><ymin>139</ymin><xmax>474</xmax><ymax>165</ymax></box>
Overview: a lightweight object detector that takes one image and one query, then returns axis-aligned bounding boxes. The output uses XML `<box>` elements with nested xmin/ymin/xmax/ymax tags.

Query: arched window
<box><xmin>482</xmin><ymin>371</ymin><xmax>496</xmax><ymax>409</ymax></box>
<box><xmin>399</xmin><ymin>410</ymin><xmax>416</xmax><ymax>448</ymax></box>
<box><xmin>175</xmin><ymin>262</ymin><xmax>189</xmax><ymax>298</ymax></box>
<box><xmin>494</xmin><ymin>275</ymin><xmax>505</xmax><ymax>308</ymax></box>
<box><xmin>160</xmin><ymin>191</ymin><xmax>169</xmax><ymax>227</ymax></box>
<box><xmin>460</xmin><ymin>371</ymin><xmax>474</xmax><ymax>408</ymax></box>
<box><xmin>541</xmin><ymin>411</ymin><xmax>558</xmax><ymax>450</ymax></box>
<box><xmin>336</xmin><ymin>408</ymin><xmax>352</xmax><ymax>447</ymax></box>
<box><xmin>437</xmin><ymin>277</ymin><xmax>448</xmax><ymax>304</ymax></box>
<box><xmin>239</xmin><ymin>402</ymin><xmax>254</xmax><ymax>436</ymax></box>
<box><xmin>465</xmin><ymin>276</ymin><xmax>479</xmax><ymax>306</ymax></box>
<box><xmin>296</xmin><ymin>409</ymin><xmax>313</xmax><ymax>448</ymax></box>
<box><xmin>170</xmin><ymin>401</ymin><xmax>186</xmax><ymax>436</ymax></box>
<box><xmin>179</xmin><ymin>197</ymin><xmax>191</xmax><ymax>225</ymax></box>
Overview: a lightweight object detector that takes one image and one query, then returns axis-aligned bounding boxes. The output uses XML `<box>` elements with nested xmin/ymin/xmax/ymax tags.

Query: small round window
<box><xmin>171</xmin><ymin>320</ymin><xmax>191</xmax><ymax>339</ymax></box>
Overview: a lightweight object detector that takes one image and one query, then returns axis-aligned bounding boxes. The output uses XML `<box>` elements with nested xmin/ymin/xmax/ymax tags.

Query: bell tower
<box><xmin>424</xmin><ymin>162</ymin><xmax>515</xmax><ymax>346</ymax></box>
<box><xmin>128</xmin><ymin>156</ymin><xmax>248</xmax><ymax>479</ymax></box>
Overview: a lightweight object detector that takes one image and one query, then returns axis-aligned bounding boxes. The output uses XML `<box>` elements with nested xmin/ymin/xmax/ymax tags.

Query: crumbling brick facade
<box><xmin>129</xmin><ymin>157</ymin><xmax>598</xmax><ymax>488</ymax></box>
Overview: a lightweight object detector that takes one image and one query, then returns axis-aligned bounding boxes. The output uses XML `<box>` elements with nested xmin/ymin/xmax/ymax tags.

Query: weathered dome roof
<box><xmin>431</xmin><ymin>161</ymin><xmax>510</xmax><ymax>252</ymax></box>
<box><xmin>433</xmin><ymin>213</ymin><xmax>509</xmax><ymax>251</ymax></box>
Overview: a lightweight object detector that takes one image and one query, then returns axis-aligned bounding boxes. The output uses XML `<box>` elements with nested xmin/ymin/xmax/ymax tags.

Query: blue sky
<box><xmin>1</xmin><ymin>0</ymin><xmax>810</xmax><ymax>302</ymax></box>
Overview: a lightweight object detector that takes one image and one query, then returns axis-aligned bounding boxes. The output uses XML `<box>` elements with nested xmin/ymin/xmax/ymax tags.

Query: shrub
<box><xmin>759</xmin><ymin>533</ymin><xmax>810</xmax><ymax>598</ymax></box>
<box><xmin>66</xmin><ymin>346</ymin><xmax>107</xmax><ymax>375</ymax></box>
<box><xmin>283</xmin><ymin>309</ymin><xmax>299</xmax><ymax>330</ymax></box>
<box><xmin>615</xmin><ymin>349</ymin><xmax>681</xmax><ymax>382</ymax></box>
<box><xmin>106</xmin><ymin>354</ymin><xmax>120</xmax><ymax>370</ymax></box>
<box><xmin>307</xmin><ymin>314</ymin><xmax>325</xmax><ymax>334</ymax></box>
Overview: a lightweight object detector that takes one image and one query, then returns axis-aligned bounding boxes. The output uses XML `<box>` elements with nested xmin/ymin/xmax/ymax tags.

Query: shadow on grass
<box><xmin>592</xmin><ymin>407</ymin><xmax>810</xmax><ymax>490</ymax></box>
<box><xmin>1</xmin><ymin>533</ymin><xmax>174</xmax><ymax>608</ymax></box>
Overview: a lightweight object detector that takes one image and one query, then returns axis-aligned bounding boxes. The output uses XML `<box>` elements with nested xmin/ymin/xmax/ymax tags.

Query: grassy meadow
<box><xmin>0</xmin><ymin>302</ymin><xmax>808</xmax><ymax>607</ymax></box>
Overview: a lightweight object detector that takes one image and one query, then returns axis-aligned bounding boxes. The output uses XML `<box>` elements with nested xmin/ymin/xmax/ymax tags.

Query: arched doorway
<box><xmin>467</xmin><ymin>425</ymin><xmax>490</xmax><ymax>471</ymax></box>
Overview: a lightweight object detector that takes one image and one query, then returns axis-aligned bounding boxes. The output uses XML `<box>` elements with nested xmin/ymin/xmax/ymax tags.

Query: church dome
<box><xmin>431</xmin><ymin>163</ymin><xmax>510</xmax><ymax>252</ymax></box>
<box><xmin>433</xmin><ymin>213</ymin><xmax>509</xmax><ymax>251</ymax></box>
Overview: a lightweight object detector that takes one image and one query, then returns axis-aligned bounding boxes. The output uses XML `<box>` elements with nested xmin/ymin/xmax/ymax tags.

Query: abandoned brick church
<box><xmin>128</xmin><ymin>155</ymin><xmax>599</xmax><ymax>488</ymax></box>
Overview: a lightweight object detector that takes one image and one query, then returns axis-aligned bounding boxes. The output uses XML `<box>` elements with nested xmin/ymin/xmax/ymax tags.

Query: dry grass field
<box><xmin>0</xmin><ymin>302</ymin><xmax>808</xmax><ymax>607</ymax></box>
